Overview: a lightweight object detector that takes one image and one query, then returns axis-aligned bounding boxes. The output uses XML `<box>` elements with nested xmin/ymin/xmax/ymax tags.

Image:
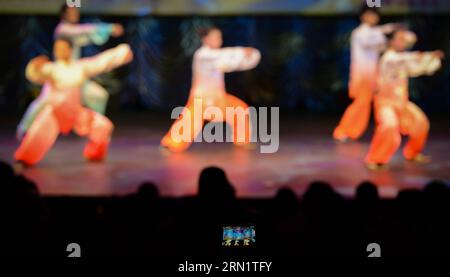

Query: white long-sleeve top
<box><xmin>25</xmin><ymin>44</ymin><xmax>131</xmax><ymax>131</ymax></box>
<box><xmin>377</xmin><ymin>49</ymin><xmax>441</xmax><ymax>108</ymax></box>
<box><xmin>26</xmin><ymin>44</ymin><xmax>131</xmax><ymax>89</ymax></box>
<box><xmin>350</xmin><ymin>23</ymin><xmax>393</xmax><ymax>80</ymax></box>
<box><xmin>190</xmin><ymin>46</ymin><xmax>261</xmax><ymax>106</ymax></box>
<box><xmin>25</xmin><ymin>44</ymin><xmax>131</xmax><ymax>124</ymax></box>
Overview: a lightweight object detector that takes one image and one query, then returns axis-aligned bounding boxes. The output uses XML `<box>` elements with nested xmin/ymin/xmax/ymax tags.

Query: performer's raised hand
<box><xmin>111</xmin><ymin>24</ymin><xmax>124</xmax><ymax>37</ymax></box>
<box><xmin>244</xmin><ymin>47</ymin><xmax>255</xmax><ymax>58</ymax></box>
<box><xmin>432</xmin><ymin>50</ymin><xmax>445</xmax><ymax>59</ymax></box>
<box><xmin>32</xmin><ymin>55</ymin><xmax>50</xmax><ymax>71</ymax></box>
<box><xmin>125</xmin><ymin>47</ymin><xmax>134</xmax><ymax>63</ymax></box>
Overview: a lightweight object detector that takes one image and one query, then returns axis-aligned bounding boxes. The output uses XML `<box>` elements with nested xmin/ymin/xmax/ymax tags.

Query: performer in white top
<box><xmin>15</xmin><ymin>37</ymin><xmax>133</xmax><ymax>166</ymax></box>
<box><xmin>365</xmin><ymin>30</ymin><xmax>444</xmax><ymax>169</ymax></box>
<box><xmin>333</xmin><ymin>6</ymin><xmax>400</xmax><ymax>141</ymax></box>
<box><xmin>161</xmin><ymin>26</ymin><xmax>261</xmax><ymax>152</ymax></box>
<box><xmin>17</xmin><ymin>5</ymin><xmax>124</xmax><ymax>140</ymax></box>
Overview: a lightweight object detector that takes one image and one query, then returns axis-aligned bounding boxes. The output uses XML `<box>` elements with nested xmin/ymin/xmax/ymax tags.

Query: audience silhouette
<box><xmin>0</xmin><ymin>160</ymin><xmax>448</xmax><ymax>257</ymax></box>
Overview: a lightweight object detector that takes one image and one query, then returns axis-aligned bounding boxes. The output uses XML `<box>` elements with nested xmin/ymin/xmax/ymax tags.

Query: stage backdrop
<box><xmin>0</xmin><ymin>14</ymin><xmax>449</xmax><ymax>115</ymax></box>
<box><xmin>0</xmin><ymin>0</ymin><xmax>448</xmax><ymax>15</ymax></box>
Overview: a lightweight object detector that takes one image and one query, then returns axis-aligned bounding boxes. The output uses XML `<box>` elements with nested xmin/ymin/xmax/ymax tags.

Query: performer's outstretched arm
<box><xmin>378</xmin><ymin>23</ymin><xmax>404</xmax><ymax>34</ymax></box>
<box><xmin>56</xmin><ymin>23</ymin><xmax>122</xmax><ymax>47</ymax></box>
<box><xmin>213</xmin><ymin>47</ymin><xmax>261</xmax><ymax>72</ymax></box>
<box><xmin>81</xmin><ymin>44</ymin><xmax>133</xmax><ymax>78</ymax></box>
<box><xmin>403</xmin><ymin>51</ymin><xmax>444</xmax><ymax>77</ymax></box>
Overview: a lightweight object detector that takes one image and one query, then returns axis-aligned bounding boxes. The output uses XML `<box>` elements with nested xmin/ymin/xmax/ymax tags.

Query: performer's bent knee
<box><xmin>89</xmin><ymin>113</ymin><xmax>114</xmax><ymax>143</ymax></box>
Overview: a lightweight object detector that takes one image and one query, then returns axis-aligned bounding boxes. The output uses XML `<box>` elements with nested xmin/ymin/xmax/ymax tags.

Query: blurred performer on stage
<box><xmin>17</xmin><ymin>5</ymin><xmax>124</xmax><ymax>140</ymax></box>
<box><xmin>160</xmin><ymin>27</ymin><xmax>261</xmax><ymax>152</ymax></box>
<box><xmin>333</xmin><ymin>6</ymin><xmax>399</xmax><ymax>142</ymax></box>
<box><xmin>15</xmin><ymin>38</ymin><xmax>133</xmax><ymax>166</ymax></box>
<box><xmin>365</xmin><ymin>30</ymin><xmax>444</xmax><ymax>170</ymax></box>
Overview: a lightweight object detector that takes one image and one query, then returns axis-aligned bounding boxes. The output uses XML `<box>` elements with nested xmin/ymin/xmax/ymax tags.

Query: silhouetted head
<box><xmin>198</xmin><ymin>26</ymin><xmax>223</xmax><ymax>49</ymax></box>
<box><xmin>137</xmin><ymin>181</ymin><xmax>160</xmax><ymax>200</ymax></box>
<box><xmin>60</xmin><ymin>4</ymin><xmax>80</xmax><ymax>24</ymax></box>
<box><xmin>304</xmin><ymin>181</ymin><xmax>335</xmax><ymax>197</ymax></box>
<box><xmin>303</xmin><ymin>181</ymin><xmax>343</xmax><ymax>212</ymax></box>
<box><xmin>198</xmin><ymin>167</ymin><xmax>235</xmax><ymax>201</ymax></box>
<box><xmin>274</xmin><ymin>187</ymin><xmax>299</xmax><ymax>215</ymax></box>
<box><xmin>14</xmin><ymin>175</ymin><xmax>40</xmax><ymax>196</ymax></box>
<box><xmin>356</xmin><ymin>181</ymin><xmax>379</xmax><ymax>202</ymax></box>
<box><xmin>360</xmin><ymin>6</ymin><xmax>380</xmax><ymax>27</ymax></box>
<box><xmin>424</xmin><ymin>180</ymin><xmax>449</xmax><ymax>195</ymax></box>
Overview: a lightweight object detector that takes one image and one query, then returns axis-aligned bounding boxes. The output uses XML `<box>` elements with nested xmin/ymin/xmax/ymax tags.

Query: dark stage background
<box><xmin>0</xmin><ymin>14</ymin><xmax>449</xmax><ymax>116</ymax></box>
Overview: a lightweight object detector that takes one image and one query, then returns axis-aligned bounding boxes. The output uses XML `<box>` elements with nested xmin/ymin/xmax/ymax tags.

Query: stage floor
<box><xmin>1</xmin><ymin>114</ymin><xmax>449</xmax><ymax>198</ymax></box>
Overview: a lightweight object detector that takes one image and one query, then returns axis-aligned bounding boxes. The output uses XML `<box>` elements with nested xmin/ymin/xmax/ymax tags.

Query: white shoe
<box><xmin>408</xmin><ymin>153</ymin><xmax>431</xmax><ymax>164</ymax></box>
<box><xmin>334</xmin><ymin>136</ymin><xmax>350</xmax><ymax>143</ymax></box>
<box><xmin>366</xmin><ymin>163</ymin><xmax>389</xmax><ymax>171</ymax></box>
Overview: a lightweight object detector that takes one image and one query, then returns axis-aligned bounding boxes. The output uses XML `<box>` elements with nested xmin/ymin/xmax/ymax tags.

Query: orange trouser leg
<box><xmin>400</xmin><ymin>102</ymin><xmax>430</xmax><ymax>160</ymax></box>
<box><xmin>161</xmin><ymin>100</ymin><xmax>203</xmax><ymax>152</ymax></box>
<box><xmin>365</xmin><ymin>105</ymin><xmax>401</xmax><ymax>165</ymax></box>
<box><xmin>74</xmin><ymin>108</ymin><xmax>114</xmax><ymax>161</ymax></box>
<box><xmin>333</xmin><ymin>81</ymin><xmax>373</xmax><ymax>140</ymax></box>
<box><xmin>224</xmin><ymin>94</ymin><xmax>252</xmax><ymax>145</ymax></box>
<box><xmin>14</xmin><ymin>106</ymin><xmax>59</xmax><ymax>165</ymax></box>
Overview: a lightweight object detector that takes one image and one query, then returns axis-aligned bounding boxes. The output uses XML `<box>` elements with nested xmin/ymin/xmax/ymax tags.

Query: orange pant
<box><xmin>333</xmin><ymin>78</ymin><xmax>374</xmax><ymax>140</ymax></box>
<box><xmin>161</xmin><ymin>94</ymin><xmax>252</xmax><ymax>152</ymax></box>
<box><xmin>15</xmin><ymin>105</ymin><xmax>113</xmax><ymax>165</ymax></box>
<box><xmin>365</xmin><ymin>101</ymin><xmax>429</xmax><ymax>165</ymax></box>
